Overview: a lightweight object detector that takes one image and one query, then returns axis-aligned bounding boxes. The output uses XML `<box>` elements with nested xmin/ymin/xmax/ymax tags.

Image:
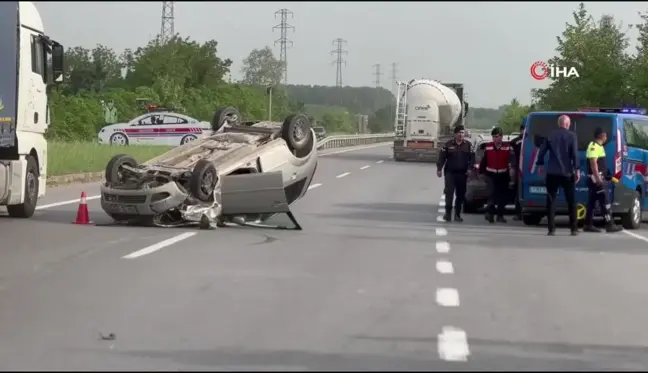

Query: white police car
<box><xmin>97</xmin><ymin>111</ymin><xmax>212</xmax><ymax>146</ymax></box>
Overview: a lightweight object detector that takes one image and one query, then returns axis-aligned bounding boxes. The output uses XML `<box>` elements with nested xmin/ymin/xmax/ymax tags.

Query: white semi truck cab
<box><xmin>0</xmin><ymin>1</ymin><xmax>64</xmax><ymax>218</ymax></box>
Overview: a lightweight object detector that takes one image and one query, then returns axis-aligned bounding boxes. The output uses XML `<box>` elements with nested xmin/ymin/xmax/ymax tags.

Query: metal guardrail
<box><xmin>316</xmin><ymin>133</ymin><xmax>394</xmax><ymax>150</ymax></box>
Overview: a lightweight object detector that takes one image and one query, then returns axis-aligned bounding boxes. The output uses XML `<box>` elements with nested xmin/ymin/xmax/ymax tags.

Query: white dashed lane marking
<box><xmin>436</xmin><ymin>288</ymin><xmax>460</xmax><ymax>307</ymax></box>
<box><xmin>438</xmin><ymin>327</ymin><xmax>470</xmax><ymax>362</ymax></box>
<box><xmin>336</xmin><ymin>172</ymin><xmax>351</xmax><ymax>179</ymax></box>
<box><xmin>122</xmin><ymin>232</ymin><xmax>196</xmax><ymax>259</ymax></box>
<box><xmin>376</xmin><ymin>160</ymin><xmax>384</xmax><ymax>164</ymax></box>
<box><xmin>360</xmin><ymin>165</ymin><xmax>370</xmax><ymax>170</ymax></box>
<box><xmin>307</xmin><ymin>183</ymin><xmax>322</xmax><ymax>191</ymax></box>
<box><xmin>436</xmin><ymin>241</ymin><xmax>450</xmax><ymax>253</ymax></box>
<box><xmin>436</xmin><ymin>260</ymin><xmax>454</xmax><ymax>274</ymax></box>
<box><xmin>436</xmin><ymin>228</ymin><xmax>447</xmax><ymax>236</ymax></box>
<box><xmin>436</xmin><ymin>215</ymin><xmax>445</xmax><ymax>222</ymax></box>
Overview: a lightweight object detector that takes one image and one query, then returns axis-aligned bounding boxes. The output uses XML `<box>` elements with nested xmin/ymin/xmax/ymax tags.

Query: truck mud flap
<box><xmin>220</xmin><ymin>171</ymin><xmax>291</xmax><ymax>216</ymax></box>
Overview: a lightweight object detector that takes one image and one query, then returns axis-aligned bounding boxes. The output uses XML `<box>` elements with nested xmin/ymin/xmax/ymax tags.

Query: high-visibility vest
<box><xmin>484</xmin><ymin>142</ymin><xmax>511</xmax><ymax>173</ymax></box>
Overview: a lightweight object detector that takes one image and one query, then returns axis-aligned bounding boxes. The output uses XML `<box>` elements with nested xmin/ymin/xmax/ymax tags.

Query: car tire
<box><xmin>180</xmin><ymin>134</ymin><xmax>198</xmax><ymax>145</ymax></box>
<box><xmin>7</xmin><ymin>155</ymin><xmax>39</xmax><ymax>218</ymax></box>
<box><xmin>281</xmin><ymin>114</ymin><xmax>313</xmax><ymax>155</ymax></box>
<box><xmin>189</xmin><ymin>159</ymin><xmax>218</xmax><ymax>202</ymax></box>
<box><xmin>109</xmin><ymin>132</ymin><xmax>129</xmax><ymax>146</ymax></box>
<box><xmin>211</xmin><ymin>106</ymin><xmax>240</xmax><ymax>131</ymax></box>
<box><xmin>105</xmin><ymin>154</ymin><xmax>138</xmax><ymax>185</ymax></box>
<box><xmin>522</xmin><ymin>213</ymin><xmax>543</xmax><ymax>226</ymax></box>
<box><xmin>621</xmin><ymin>191</ymin><xmax>642</xmax><ymax>230</ymax></box>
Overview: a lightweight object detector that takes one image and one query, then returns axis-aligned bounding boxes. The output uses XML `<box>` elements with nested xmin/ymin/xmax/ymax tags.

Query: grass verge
<box><xmin>48</xmin><ymin>141</ymin><xmax>172</xmax><ymax>176</ymax></box>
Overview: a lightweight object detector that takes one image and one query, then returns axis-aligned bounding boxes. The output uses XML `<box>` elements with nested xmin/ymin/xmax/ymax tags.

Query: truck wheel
<box><xmin>281</xmin><ymin>114</ymin><xmax>313</xmax><ymax>155</ymax></box>
<box><xmin>7</xmin><ymin>155</ymin><xmax>39</xmax><ymax>218</ymax></box>
<box><xmin>105</xmin><ymin>154</ymin><xmax>138</xmax><ymax>185</ymax></box>
<box><xmin>189</xmin><ymin>159</ymin><xmax>218</xmax><ymax>202</ymax></box>
<box><xmin>522</xmin><ymin>214</ymin><xmax>543</xmax><ymax>226</ymax></box>
<box><xmin>621</xmin><ymin>191</ymin><xmax>642</xmax><ymax>230</ymax></box>
<box><xmin>211</xmin><ymin>106</ymin><xmax>240</xmax><ymax>131</ymax></box>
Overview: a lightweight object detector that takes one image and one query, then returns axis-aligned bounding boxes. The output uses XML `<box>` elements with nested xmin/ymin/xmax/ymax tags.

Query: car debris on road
<box><xmin>99</xmin><ymin>107</ymin><xmax>317</xmax><ymax>230</ymax></box>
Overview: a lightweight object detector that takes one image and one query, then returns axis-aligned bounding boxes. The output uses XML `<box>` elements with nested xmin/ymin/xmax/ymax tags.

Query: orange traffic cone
<box><xmin>72</xmin><ymin>191</ymin><xmax>93</xmax><ymax>225</ymax></box>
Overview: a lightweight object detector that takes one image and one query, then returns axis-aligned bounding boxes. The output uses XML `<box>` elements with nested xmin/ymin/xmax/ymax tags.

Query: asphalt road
<box><xmin>2</xmin><ymin>143</ymin><xmax>648</xmax><ymax>370</ymax></box>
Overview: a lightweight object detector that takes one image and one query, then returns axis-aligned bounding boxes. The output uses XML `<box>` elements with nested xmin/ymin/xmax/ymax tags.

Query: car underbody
<box><xmin>99</xmin><ymin>107</ymin><xmax>317</xmax><ymax>229</ymax></box>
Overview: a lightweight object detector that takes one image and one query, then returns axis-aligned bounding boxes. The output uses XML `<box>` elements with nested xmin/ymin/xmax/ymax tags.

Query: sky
<box><xmin>34</xmin><ymin>1</ymin><xmax>647</xmax><ymax>109</ymax></box>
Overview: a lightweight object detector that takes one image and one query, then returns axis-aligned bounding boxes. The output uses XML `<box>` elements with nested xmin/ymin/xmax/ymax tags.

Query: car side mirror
<box><xmin>51</xmin><ymin>44</ymin><xmax>64</xmax><ymax>83</ymax></box>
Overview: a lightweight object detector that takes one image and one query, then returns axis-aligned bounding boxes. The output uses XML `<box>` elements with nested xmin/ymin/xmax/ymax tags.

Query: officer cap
<box><xmin>454</xmin><ymin>125</ymin><xmax>465</xmax><ymax>134</ymax></box>
<box><xmin>491</xmin><ymin>127</ymin><xmax>503</xmax><ymax>136</ymax></box>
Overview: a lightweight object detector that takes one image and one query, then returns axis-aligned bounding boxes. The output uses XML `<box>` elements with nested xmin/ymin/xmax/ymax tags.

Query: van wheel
<box><xmin>621</xmin><ymin>191</ymin><xmax>642</xmax><ymax>230</ymax></box>
<box><xmin>189</xmin><ymin>159</ymin><xmax>218</xmax><ymax>202</ymax></box>
<box><xmin>7</xmin><ymin>155</ymin><xmax>39</xmax><ymax>218</ymax></box>
<box><xmin>522</xmin><ymin>213</ymin><xmax>543</xmax><ymax>226</ymax></box>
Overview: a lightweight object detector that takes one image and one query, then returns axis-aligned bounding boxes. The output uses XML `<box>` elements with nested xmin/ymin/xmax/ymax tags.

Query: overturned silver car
<box><xmin>99</xmin><ymin>107</ymin><xmax>318</xmax><ymax>229</ymax></box>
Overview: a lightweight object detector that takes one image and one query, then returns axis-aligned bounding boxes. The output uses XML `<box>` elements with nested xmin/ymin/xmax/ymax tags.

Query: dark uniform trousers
<box><xmin>545</xmin><ymin>174</ymin><xmax>577</xmax><ymax>232</ymax></box>
<box><xmin>444</xmin><ymin>171</ymin><xmax>467</xmax><ymax>216</ymax></box>
<box><xmin>486</xmin><ymin>173</ymin><xmax>509</xmax><ymax>217</ymax></box>
<box><xmin>586</xmin><ymin>177</ymin><xmax>612</xmax><ymax>226</ymax></box>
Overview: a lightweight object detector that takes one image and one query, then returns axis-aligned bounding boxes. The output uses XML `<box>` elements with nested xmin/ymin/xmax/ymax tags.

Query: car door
<box><xmin>127</xmin><ymin>114</ymin><xmax>162</xmax><ymax>145</ymax></box>
<box><xmin>158</xmin><ymin>114</ymin><xmax>194</xmax><ymax>146</ymax></box>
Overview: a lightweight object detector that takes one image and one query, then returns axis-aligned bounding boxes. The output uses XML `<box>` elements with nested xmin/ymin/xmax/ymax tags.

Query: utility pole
<box><xmin>372</xmin><ymin>64</ymin><xmax>382</xmax><ymax>87</ymax></box>
<box><xmin>389</xmin><ymin>62</ymin><xmax>398</xmax><ymax>125</ymax></box>
<box><xmin>273</xmin><ymin>9</ymin><xmax>294</xmax><ymax>85</ymax></box>
<box><xmin>160</xmin><ymin>1</ymin><xmax>175</xmax><ymax>44</ymax></box>
<box><xmin>330</xmin><ymin>38</ymin><xmax>348</xmax><ymax>87</ymax></box>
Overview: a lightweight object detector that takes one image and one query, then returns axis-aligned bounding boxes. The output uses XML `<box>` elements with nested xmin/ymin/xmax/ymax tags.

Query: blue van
<box><xmin>519</xmin><ymin>107</ymin><xmax>648</xmax><ymax>229</ymax></box>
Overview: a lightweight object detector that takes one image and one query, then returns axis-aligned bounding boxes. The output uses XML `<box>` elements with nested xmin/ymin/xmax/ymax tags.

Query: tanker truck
<box><xmin>392</xmin><ymin>79</ymin><xmax>468</xmax><ymax>162</ymax></box>
<box><xmin>0</xmin><ymin>1</ymin><xmax>64</xmax><ymax>218</ymax></box>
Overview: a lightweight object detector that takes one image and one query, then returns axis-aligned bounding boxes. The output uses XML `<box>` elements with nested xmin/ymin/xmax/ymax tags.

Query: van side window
<box><xmin>30</xmin><ymin>35</ymin><xmax>45</xmax><ymax>82</ymax></box>
<box><xmin>624</xmin><ymin>118</ymin><xmax>648</xmax><ymax>150</ymax></box>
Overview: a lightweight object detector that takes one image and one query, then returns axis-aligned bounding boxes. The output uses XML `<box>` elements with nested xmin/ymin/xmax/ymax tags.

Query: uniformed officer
<box><xmin>479</xmin><ymin>127</ymin><xmax>516</xmax><ymax>223</ymax></box>
<box><xmin>583</xmin><ymin>128</ymin><xmax>623</xmax><ymax>233</ymax></box>
<box><xmin>508</xmin><ymin>121</ymin><xmax>525</xmax><ymax>220</ymax></box>
<box><xmin>436</xmin><ymin>125</ymin><xmax>475</xmax><ymax>222</ymax></box>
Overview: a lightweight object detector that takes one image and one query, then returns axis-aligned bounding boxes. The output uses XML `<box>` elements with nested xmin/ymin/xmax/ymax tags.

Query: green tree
<box><xmin>241</xmin><ymin>47</ymin><xmax>284</xmax><ymax>86</ymax></box>
<box><xmin>534</xmin><ymin>3</ymin><xmax>631</xmax><ymax>110</ymax></box>
<box><xmin>498</xmin><ymin>98</ymin><xmax>532</xmax><ymax>133</ymax></box>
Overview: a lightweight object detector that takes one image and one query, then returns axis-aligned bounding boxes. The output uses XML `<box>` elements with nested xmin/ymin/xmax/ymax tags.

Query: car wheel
<box><xmin>281</xmin><ymin>113</ymin><xmax>313</xmax><ymax>154</ymax></box>
<box><xmin>180</xmin><ymin>134</ymin><xmax>198</xmax><ymax>145</ymax></box>
<box><xmin>7</xmin><ymin>155</ymin><xmax>39</xmax><ymax>218</ymax></box>
<box><xmin>110</xmin><ymin>132</ymin><xmax>129</xmax><ymax>146</ymax></box>
<box><xmin>621</xmin><ymin>191</ymin><xmax>642</xmax><ymax>230</ymax></box>
<box><xmin>211</xmin><ymin>106</ymin><xmax>240</xmax><ymax>131</ymax></box>
<box><xmin>522</xmin><ymin>213</ymin><xmax>543</xmax><ymax>226</ymax></box>
<box><xmin>189</xmin><ymin>159</ymin><xmax>218</xmax><ymax>202</ymax></box>
<box><xmin>105</xmin><ymin>154</ymin><xmax>138</xmax><ymax>185</ymax></box>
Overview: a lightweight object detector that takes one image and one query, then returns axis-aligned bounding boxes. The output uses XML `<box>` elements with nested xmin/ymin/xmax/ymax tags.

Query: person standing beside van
<box><xmin>583</xmin><ymin>128</ymin><xmax>623</xmax><ymax>233</ymax></box>
<box><xmin>535</xmin><ymin>115</ymin><xmax>580</xmax><ymax>236</ymax></box>
<box><xmin>479</xmin><ymin>127</ymin><xmax>516</xmax><ymax>223</ymax></box>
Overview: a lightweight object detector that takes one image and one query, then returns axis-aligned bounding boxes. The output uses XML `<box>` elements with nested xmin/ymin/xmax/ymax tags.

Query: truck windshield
<box><xmin>0</xmin><ymin>2</ymin><xmax>18</xmax><ymax>148</ymax></box>
<box><xmin>527</xmin><ymin>114</ymin><xmax>613</xmax><ymax>151</ymax></box>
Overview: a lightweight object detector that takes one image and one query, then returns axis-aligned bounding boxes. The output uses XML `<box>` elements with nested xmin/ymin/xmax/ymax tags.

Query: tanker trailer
<box><xmin>392</xmin><ymin>79</ymin><xmax>468</xmax><ymax>162</ymax></box>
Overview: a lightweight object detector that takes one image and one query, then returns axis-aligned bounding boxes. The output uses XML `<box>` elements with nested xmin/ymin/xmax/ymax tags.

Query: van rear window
<box><xmin>527</xmin><ymin>114</ymin><xmax>613</xmax><ymax>150</ymax></box>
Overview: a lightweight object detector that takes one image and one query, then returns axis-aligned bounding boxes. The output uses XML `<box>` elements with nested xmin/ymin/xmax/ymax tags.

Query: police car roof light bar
<box><xmin>577</xmin><ymin>107</ymin><xmax>647</xmax><ymax>115</ymax></box>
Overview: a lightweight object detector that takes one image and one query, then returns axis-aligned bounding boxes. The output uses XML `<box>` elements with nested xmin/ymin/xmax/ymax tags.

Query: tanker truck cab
<box><xmin>0</xmin><ymin>1</ymin><xmax>64</xmax><ymax>218</ymax></box>
<box><xmin>520</xmin><ymin>107</ymin><xmax>646</xmax><ymax>229</ymax></box>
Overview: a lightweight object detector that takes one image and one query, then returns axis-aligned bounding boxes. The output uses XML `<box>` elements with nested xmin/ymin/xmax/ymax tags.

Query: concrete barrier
<box><xmin>316</xmin><ymin>133</ymin><xmax>394</xmax><ymax>150</ymax></box>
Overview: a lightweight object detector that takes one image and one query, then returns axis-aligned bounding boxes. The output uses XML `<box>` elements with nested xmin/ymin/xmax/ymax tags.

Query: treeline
<box><xmin>499</xmin><ymin>2</ymin><xmax>648</xmax><ymax>131</ymax></box>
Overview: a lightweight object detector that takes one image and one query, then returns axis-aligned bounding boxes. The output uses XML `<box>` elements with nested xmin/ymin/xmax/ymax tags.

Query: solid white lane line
<box><xmin>435</xmin><ymin>228</ymin><xmax>447</xmax><ymax>236</ymax></box>
<box><xmin>436</xmin><ymin>288</ymin><xmax>460</xmax><ymax>307</ymax></box>
<box><xmin>336</xmin><ymin>172</ymin><xmax>351</xmax><ymax>179</ymax></box>
<box><xmin>438</xmin><ymin>326</ymin><xmax>470</xmax><ymax>362</ymax></box>
<box><xmin>436</xmin><ymin>260</ymin><xmax>454</xmax><ymax>274</ymax></box>
<box><xmin>360</xmin><ymin>165</ymin><xmax>370</xmax><ymax>170</ymax></box>
<box><xmin>376</xmin><ymin>160</ymin><xmax>384</xmax><ymax>164</ymax></box>
<box><xmin>622</xmin><ymin>230</ymin><xmax>648</xmax><ymax>243</ymax></box>
<box><xmin>307</xmin><ymin>183</ymin><xmax>323</xmax><ymax>190</ymax></box>
<box><xmin>36</xmin><ymin>195</ymin><xmax>101</xmax><ymax>210</ymax></box>
<box><xmin>436</xmin><ymin>241</ymin><xmax>450</xmax><ymax>253</ymax></box>
<box><xmin>122</xmin><ymin>232</ymin><xmax>197</xmax><ymax>259</ymax></box>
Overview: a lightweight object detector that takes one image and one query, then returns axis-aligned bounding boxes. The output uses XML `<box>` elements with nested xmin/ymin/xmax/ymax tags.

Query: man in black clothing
<box><xmin>437</xmin><ymin>125</ymin><xmax>475</xmax><ymax>222</ymax></box>
<box><xmin>535</xmin><ymin>115</ymin><xmax>580</xmax><ymax>236</ymax></box>
<box><xmin>509</xmin><ymin>122</ymin><xmax>525</xmax><ymax>220</ymax></box>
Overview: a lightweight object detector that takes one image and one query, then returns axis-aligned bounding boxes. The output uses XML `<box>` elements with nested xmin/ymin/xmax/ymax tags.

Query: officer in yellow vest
<box><xmin>584</xmin><ymin>128</ymin><xmax>622</xmax><ymax>233</ymax></box>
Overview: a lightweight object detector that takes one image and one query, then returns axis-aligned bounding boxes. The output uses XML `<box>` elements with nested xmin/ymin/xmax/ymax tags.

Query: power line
<box><xmin>160</xmin><ymin>1</ymin><xmax>175</xmax><ymax>44</ymax></box>
<box><xmin>372</xmin><ymin>64</ymin><xmax>382</xmax><ymax>87</ymax></box>
<box><xmin>273</xmin><ymin>9</ymin><xmax>294</xmax><ymax>85</ymax></box>
<box><xmin>331</xmin><ymin>38</ymin><xmax>348</xmax><ymax>87</ymax></box>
